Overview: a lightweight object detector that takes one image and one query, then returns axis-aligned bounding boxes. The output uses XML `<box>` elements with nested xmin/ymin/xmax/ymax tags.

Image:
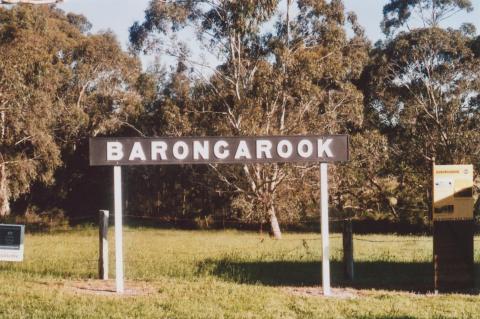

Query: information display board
<box><xmin>0</xmin><ymin>224</ymin><xmax>25</xmax><ymax>262</ymax></box>
<box><xmin>433</xmin><ymin>164</ymin><xmax>474</xmax><ymax>221</ymax></box>
<box><xmin>433</xmin><ymin>164</ymin><xmax>475</xmax><ymax>292</ymax></box>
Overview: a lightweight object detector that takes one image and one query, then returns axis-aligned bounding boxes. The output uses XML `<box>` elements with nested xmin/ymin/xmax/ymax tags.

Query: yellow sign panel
<box><xmin>433</xmin><ymin>165</ymin><xmax>474</xmax><ymax>221</ymax></box>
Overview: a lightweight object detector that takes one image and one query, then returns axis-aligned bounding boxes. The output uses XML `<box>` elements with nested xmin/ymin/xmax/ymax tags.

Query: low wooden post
<box><xmin>343</xmin><ymin>219</ymin><xmax>354</xmax><ymax>280</ymax></box>
<box><xmin>99</xmin><ymin>210</ymin><xmax>109</xmax><ymax>280</ymax></box>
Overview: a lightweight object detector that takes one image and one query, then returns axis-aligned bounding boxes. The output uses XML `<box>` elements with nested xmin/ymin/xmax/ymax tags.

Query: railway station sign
<box><xmin>89</xmin><ymin>134</ymin><xmax>349</xmax><ymax>295</ymax></box>
<box><xmin>0</xmin><ymin>224</ymin><xmax>25</xmax><ymax>262</ymax></box>
<box><xmin>89</xmin><ymin>135</ymin><xmax>349</xmax><ymax>166</ymax></box>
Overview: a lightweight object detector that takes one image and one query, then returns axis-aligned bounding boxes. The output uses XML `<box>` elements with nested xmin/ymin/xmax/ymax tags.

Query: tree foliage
<box><xmin>364</xmin><ymin>26</ymin><xmax>480</xmax><ymax>221</ymax></box>
<box><xmin>130</xmin><ymin>0</ymin><xmax>369</xmax><ymax>238</ymax></box>
<box><xmin>382</xmin><ymin>0</ymin><xmax>474</xmax><ymax>36</ymax></box>
<box><xmin>1</xmin><ymin>1</ymin><xmax>478</xmax><ymax>233</ymax></box>
<box><xmin>0</xmin><ymin>5</ymin><xmax>142</xmax><ymax>216</ymax></box>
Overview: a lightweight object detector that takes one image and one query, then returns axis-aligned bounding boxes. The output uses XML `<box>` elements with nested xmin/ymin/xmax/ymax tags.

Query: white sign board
<box><xmin>0</xmin><ymin>224</ymin><xmax>25</xmax><ymax>262</ymax></box>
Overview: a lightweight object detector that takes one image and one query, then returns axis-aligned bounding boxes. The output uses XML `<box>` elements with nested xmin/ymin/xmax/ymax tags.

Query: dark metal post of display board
<box><xmin>434</xmin><ymin>220</ymin><xmax>474</xmax><ymax>293</ymax></box>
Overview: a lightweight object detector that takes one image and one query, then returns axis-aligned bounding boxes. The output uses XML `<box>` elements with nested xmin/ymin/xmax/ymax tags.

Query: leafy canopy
<box><xmin>0</xmin><ymin>5</ymin><xmax>142</xmax><ymax>215</ymax></box>
<box><xmin>382</xmin><ymin>0</ymin><xmax>473</xmax><ymax>36</ymax></box>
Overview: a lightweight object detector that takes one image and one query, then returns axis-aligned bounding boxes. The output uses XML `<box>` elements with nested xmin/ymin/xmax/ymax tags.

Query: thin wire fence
<box><xmin>63</xmin><ymin>214</ymin><xmax>474</xmax><ymax>247</ymax></box>
<box><xmin>18</xmin><ymin>214</ymin><xmax>480</xmax><ymax>261</ymax></box>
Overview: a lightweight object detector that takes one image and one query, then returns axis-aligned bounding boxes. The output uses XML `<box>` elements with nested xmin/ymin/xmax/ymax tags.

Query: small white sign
<box><xmin>0</xmin><ymin>224</ymin><xmax>25</xmax><ymax>262</ymax></box>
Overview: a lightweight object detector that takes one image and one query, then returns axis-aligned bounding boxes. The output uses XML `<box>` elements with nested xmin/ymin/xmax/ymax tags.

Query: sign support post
<box><xmin>114</xmin><ymin>166</ymin><xmax>124</xmax><ymax>294</ymax></box>
<box><xmin>320</xmin><ymin>163</ymin><xmax>331</xmax><ymax>296</ymax></box>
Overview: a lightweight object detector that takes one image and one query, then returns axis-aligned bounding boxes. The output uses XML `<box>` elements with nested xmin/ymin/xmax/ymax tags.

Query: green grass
<box><xmin>0</xmin><ymin>226</ymin><xmax>479</xmax><ymax>318</ymax></box>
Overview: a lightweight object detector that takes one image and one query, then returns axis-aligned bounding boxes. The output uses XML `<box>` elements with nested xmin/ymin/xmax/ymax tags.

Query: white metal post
<box><xmin>114</xmin><ymin>166</ymin><xmax>124</xmax><ymax>294</ymax></box>
<box><xmin>320</xmin><ymin>163</ymin><xmax>331</xmax><ymax>296</ymax></box>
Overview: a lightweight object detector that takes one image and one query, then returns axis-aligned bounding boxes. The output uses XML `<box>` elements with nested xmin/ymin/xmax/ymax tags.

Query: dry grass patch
<box><xmin>63</xmin><ymin>279</ymin><xmax>157</xmax><ymax>297</ymax></box>
<box><xmin>282</xmin><ymin>286</ymin><xmax>359</xmax><ymax>299</ymax></box>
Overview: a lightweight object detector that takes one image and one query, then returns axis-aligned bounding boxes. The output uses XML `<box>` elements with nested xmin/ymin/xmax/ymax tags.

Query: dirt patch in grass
<box><xmin>63</xmin><ymin>280</ymin><xmax>157</xmax><ymax>297</ymax></box>
<box><xmin>282</xmin><ymin>286</ymin><xmax>361</xmax><ymax>299</ymax></box>
<box><xmin>281</xmin><ymin>286</ymin><xmax>462</xmax><ymax>299</ymax></box>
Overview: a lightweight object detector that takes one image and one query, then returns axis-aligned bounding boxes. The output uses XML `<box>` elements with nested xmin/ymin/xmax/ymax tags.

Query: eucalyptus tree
<box><xmin>382</xmin><ymin>0</ymin><xmax>473</xmax><ymax>36</ymax></box>
<box><xmin>362</xmin><ymin>1</ymin><xmax>479</xmax><ymax>220</ymax></box>
<box><xmin>131</xmin><ymin>0</ymin><xmax>368</xmax><ymax>238</ymax></box>
<box><xmin>0</xmin><ymin>6</ymin><xmax>142</xmax><ymax>216</ymax></box>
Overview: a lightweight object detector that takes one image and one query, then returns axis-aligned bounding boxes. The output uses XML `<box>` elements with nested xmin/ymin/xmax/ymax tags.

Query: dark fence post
<box><xmin>99</xmin><ymin>210</ymin><xmax>109</xmax><ymax>280</ymax></box>
<box><xmin>343</xmin><ymin>219</ymin><xmax>354</xmax><ymax>280</ymax></box>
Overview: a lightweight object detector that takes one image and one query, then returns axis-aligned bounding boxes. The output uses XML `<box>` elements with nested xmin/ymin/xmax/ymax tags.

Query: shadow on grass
<box><xmin>197</xmin><ymin>259</ymin><xmax>441</xmax><ymax>292</ymax></box>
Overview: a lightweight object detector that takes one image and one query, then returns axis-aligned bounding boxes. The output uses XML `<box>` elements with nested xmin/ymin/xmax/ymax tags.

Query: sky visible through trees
<box><xmin>57</xmin><ymin>0</ymin><xmax>480</xmax><ymax>70</ymax></box>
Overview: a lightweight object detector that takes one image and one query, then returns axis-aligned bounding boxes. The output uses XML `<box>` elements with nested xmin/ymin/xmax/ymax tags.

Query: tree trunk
<box><xmin>268</xmin><ymin>204</ymin><xmax>282</xmax><ymax>240</ymax></box>
<box><xmin>0</xmin><ymin>164</ymin><xmax>10</xmax><ymax>217</ymax></box>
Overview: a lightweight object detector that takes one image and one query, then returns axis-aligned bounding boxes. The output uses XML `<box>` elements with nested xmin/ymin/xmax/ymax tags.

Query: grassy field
<box><xmin>0</xmin><ymin>226</ymin><xmax>480</xmax><ymax>318</ymax></box>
